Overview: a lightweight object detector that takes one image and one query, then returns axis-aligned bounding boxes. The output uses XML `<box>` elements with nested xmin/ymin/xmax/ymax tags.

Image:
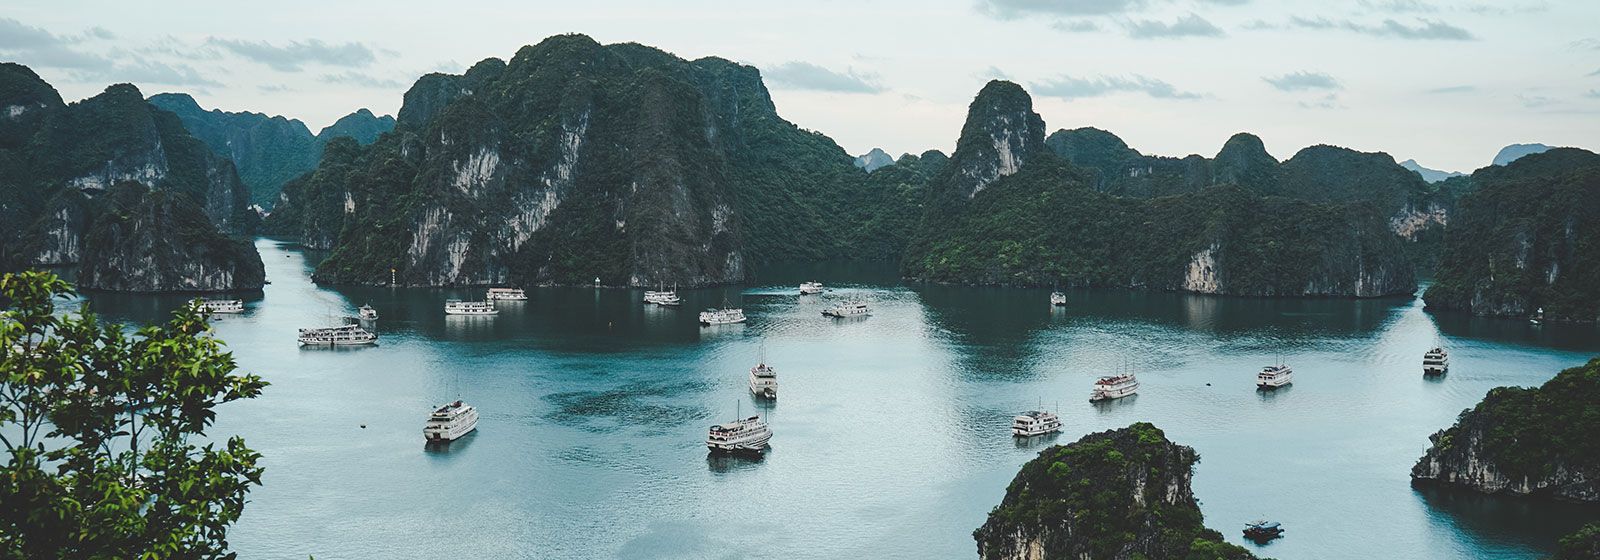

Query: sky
<box><xmin>3</xmin><ymin>0</ymin><xmax>1598</xmax><ymax>172</ymax></box>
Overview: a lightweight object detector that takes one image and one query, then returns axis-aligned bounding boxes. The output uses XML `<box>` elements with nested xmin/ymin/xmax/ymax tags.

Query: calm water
<box><xmin>71</xmin><ymin>239</ymin><xmax>1600</xmax><ymax>559</ymax></box>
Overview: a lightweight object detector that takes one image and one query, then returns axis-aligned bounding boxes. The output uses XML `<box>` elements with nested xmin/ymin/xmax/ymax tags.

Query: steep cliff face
<box><xmin>148</xmin><ymin>93</ymin><xmax>322</xmax><ymax>208</ymax></box>
<box><xmin>975</xmin><ymin>423</ymin><xmax>1257</xmax><ymax>560</ymax></box>
<box><xmin>940</xmin><ymin>81</ymin><xmax>1046</xmax><ymax>201</ymax></box>
<box><xmin>76</xmin><ymin>184</ymin><xmax>264</xmax><ymax>292</ymax></box>
<box><xmin>1411</xmin><ymin>358</ymin><xmax>1600</xmax><ymax>502</ymax></box>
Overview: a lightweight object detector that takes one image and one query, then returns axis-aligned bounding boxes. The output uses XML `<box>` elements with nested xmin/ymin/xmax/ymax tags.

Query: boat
<box><xmin>423</xmin><ymin>400</ymin><xmax>479</xmax><ymax>442</ymax></box>
<box><xmin>1257</xmin><ymin>363</ymin><xmax>1293</xmax><ymax>389</ymax></box>
<box><xmin>297</xmin><ymin>324</ymin><xmax>378</xmax><ymax>346</ymax></box>
<box><xmin>1050</xmin><ymin>292</ymin><xmax>1068</xmax><ymax>307</ymax></box>
<box><xmin>200</xmin><ymin>299</ymin><xmax>243</xmax><ymax>314</ymax></box>
<box><xmin>643</xmin><ymin>284</ymin><xmax>679</xmax><ymax>305</ymax></box>
<box><xmin>1090</xmin><ymin>373</ymin><xmax>1139</xmax><ymax>402</ymax></box>
<box><xmin>654</xmin><ymin>292</ymin><xmax>682</xmax><ymax>307</ymax></box>
<box><xmin>748</xmin><ymin>362</ymin><xmax>778</xmax><ymax>399</ymax></box>
<box><xmin>706</xmin><ymin>405</ymin><xmax>772</xmax><ymax>454</ymax></box>
<box><xmin>358</xmin><ymin>304</ymin><xmax>379</xmax><ymax>321</ymax></box>
<box><xmin>485</xmin><ymin>287</ymin><xmax>527</xmax><ymax>301</ymax></box>
<box><xmin>700</xmin><ymin>307</ymin><xmax>746</xmax><ymax>326</ymax></box>
<box><xmin>1423</xmin><ymin>347</ymin><xmax>1449</xmax><ymax>375</ymax></box>
<box><xmin>1530</xmin><ymin>307</ymin><xmax>1544</xmax><ymax>325</ymax></box>
<box><xmin>1011</xmin><ymin>409</ymin><xmax>1062</xmax><ymax>437</ymax></box>
<box><xmin>822</xmin><ymin>301</ymin><xmax>870</xmax><ymax>318</ymax></box>
<box><xmin>1243</xmin><ymin>519</ymin><xmax>1284</xmax><ymax>542</ymax></box>
<box><xmin>799</xmin><ymin>281</ymin><xmax>824</xmax><ymax>295</ymax></box>
<box><xmin>443</xmin><ymin>299</ymin><xmax>498</xmax><ymax>316</ymax></box>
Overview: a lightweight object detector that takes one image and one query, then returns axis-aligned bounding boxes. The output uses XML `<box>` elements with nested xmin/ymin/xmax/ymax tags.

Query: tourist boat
<box><xmin>200</xmin><ymin>299</ymin><xmax>244</xmax><ymax>314</ymax></box>
<box><xmin>443</xmin><ymin>299</ymin><xmax>498</xmax><ymax>316</ymax></box>
<box><xmin>822</xmin><ymin>301</ymin><xmax>870</xmax><ymax>318</ymax></box>
<box><xmin>1050</xmin><ymin>292</ymin><xmax>1068</xmax><ymax>307</ymax></box>
<box><xmin>799</xmin><ymin>281</ymin><xmax>824</xmax><ymax>295</ymax></box>
<box><xmin>706</xmin><ymin>407</ymin><xmax>772</xmax><ymax>454</ymax></box>
<box><xmin>1011</xmin><ymin>410</ymin><xmax>1062</xmax><ymax>437</ymax></box>
<box><xmin>297</xmin><ymin>324</ymin><xmax>378</xmax><ymax>346</ymax></box>
<box><xmin>643</xmin><ymin>285</ymin><xmax>679</xmax><ymax>305</ymax></box>
<box><xmin>422</xmin><ymin>400</ymin><xmax>479</xmax><ymax>442</ymax></box>
<box><xmin>1530</xmin><ymin>307</ymin><xmax>1544</xmax><ymax>325</ymax></box>
<box><xmin>654</xmin><ymin>292</ymin><xmax>682</xmax><ymax>307</ymax></box>
<box><xmin>1423</xmin><ymin>347</ymin><xmax>1449</xmax><ymax>375</ymax></box>
<box><xmin>358</xmin><ymin>304</ymin><xmax>379</xmax><ymax>321</ymax></box>
<box><xmin>700</xmin><ymin>307</ymin><xmax>746</xmax><ymax>325</ymax></box>
<box><xmin>1090</xmin><ymin>373</ymin><xmax>1139</xmax><ymax>402</ymax></box>
<box><xmin>486</xmin><ymin>287</ymin><xmax>527</xmax><ymax>301</ymax></box>
<box><xmin>1243</xmin><ymin>520</ymin><xmax>1284</xmax><ymax>542</ymax></box>
<box><xmin>748</xmin><ymin>362</ymin><xmax>778</xmax><ymax>399</ymax></box>
<box><xmin>1257</xmin><ymin>363</ymin><xmax>1293</xmax><ymax>389</ymax></box>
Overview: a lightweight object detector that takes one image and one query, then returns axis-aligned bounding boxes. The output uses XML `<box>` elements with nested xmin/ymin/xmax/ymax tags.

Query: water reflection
<box><xmin>706</xmin><ymin>451</ymin><xmax>767</xmax><ymax>474</ymax></box>
<box><xmin>423</xmin><ymin>431</ymin><xmax>477</xmax><ymax>455</ymax></box>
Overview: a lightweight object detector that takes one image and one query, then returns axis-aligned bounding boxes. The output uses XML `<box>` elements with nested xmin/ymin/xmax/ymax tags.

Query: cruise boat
<box><xmin>643</xmin><ymin>285</ymin><xmax>679</xmax><ymax>305</ymax></box>
<box><xmin>799</xmin><ymin>281</ymin><xmax>824</xmax><ymax>295</ymax></box>
<box><xmin>1012</xmin><ymin>410</ymin><xmax>1062</xmax><ymax>437</ymax></box>
<box><xmin>200</xmin><ymin>299</ymin><xmax>244</xmax><ymax>314</ymax></box>
<box><xmin>358</xmin><ymin>304</ymin><xmax>379</xmax><ymax>321</ymax></box>
<box><xmin>700</xmin><ymin>307</ymin><xmax>746</xmax><ymax>325</ymax></box>
<box><xmin>706</xmin><ymin>410</ymin><xmax>772</xmax><ymax>454</ymax></box>
<box><xmin>1243</xmin><ymin>520</ymin><xmax>1284</xmax><ymax>542</ymax></box>
<box><xmin>297</xmin><ymin>324</ymin><xmax>378</xmax><ymax>346</ymax></box>
<box><xmin>1090</xmin><ymin>373</ymin><xmax>1139</xmax><ymax>402</ymax></box>
<box><xmin>1050</xmin><ymin>292</ymin><xmax>1068</xmax><ymax>307</ymax></box>
<box><xmin>654</xmin><ymin>292</ymin><xmax>682</xmax><ymax>307</ymax></box>
<box><xmin>748</xmin><ymin>362</ymin><xmax>778</xmax><ymax>399</ymax></box>
<box><xmin>1530</xmin><ymin>307</ymin><xmax>1545</xmax><ymax>325</ymax></box>
<box><xmin>443</xmin><ymin>299</ymin><xmax>498</xmax><ymax>316</ymax></box>
<box><xmin>1257</xmin><ymin>363</ymin><xmax>1293</xmax><ymax>389</ymax></box>
<box><xmin>486</xmin><ymin>287</ymin><xmax>527</xmax><ymax>301</ymax></box>
<box><xmin>822</xmin><ymin>301</ymin><xmax>870</xmax><ymax>318</ymax></box>
<box><xmin>1423</xmin><ymin>347</ymin><xmax>1449</xmax><ymax>375</ymax></box>
<box><xmin>423</xmin><ymin>400</ymin><xmax>479</xmax><ymax>442</ymax></box>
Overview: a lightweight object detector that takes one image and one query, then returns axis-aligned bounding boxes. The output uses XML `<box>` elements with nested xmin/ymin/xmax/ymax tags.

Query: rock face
<box><xmin>853</xmin><ymin>148</ymin><xmax>894</xmax><ymax>172</ymax></box>
<box><xmin>941</xmin><ymin>81</ymin><xmax>1046</xmax><ymax>201</ymax></box>
<box><xmin>1411</xmin><ymin>358</ymin><xmax>1600</xmax><ymax>502</ymax></box>
<box><xmin>1424</xmin><ymin>148</ymin><xmax>1600</xmax><ymax>322</ymax></box>
<box><xmin>975</xmin><ymin>423</ymin><xmax>1257</xmax><ymax>560</ymax></box>
<box><xmin>0</xmin><ymin>64</ymin><xmax>261</xmax><ymax>292</ymax></box>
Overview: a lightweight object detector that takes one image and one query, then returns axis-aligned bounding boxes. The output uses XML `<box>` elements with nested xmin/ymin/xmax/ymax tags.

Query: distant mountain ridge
<box><xmin>1399</xmin><ymin>159</ymin><xmax>1464</xmax><ymax>183</ymax></box>
<box><xmin>853</xmin><ymin>148</ymin><xmax>894</xmax><ymax>172</ymax></box>
<box><xmin>1493</xmin><ymin>143</ymin><xmax>1553</xmax><ymax>166</ymax></box>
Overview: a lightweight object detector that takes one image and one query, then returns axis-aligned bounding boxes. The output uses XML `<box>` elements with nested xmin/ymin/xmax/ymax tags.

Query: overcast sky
<box><xmin>4</xmin><ymin>0</ymin><xmax>1597</xmax><ymax>171</ymax></box>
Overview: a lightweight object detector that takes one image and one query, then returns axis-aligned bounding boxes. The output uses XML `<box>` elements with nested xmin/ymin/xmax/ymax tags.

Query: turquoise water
<box><xmin>72</xmin><ymin>239</ymin><xmax>1600</xmax><ymax>559</ymax></box>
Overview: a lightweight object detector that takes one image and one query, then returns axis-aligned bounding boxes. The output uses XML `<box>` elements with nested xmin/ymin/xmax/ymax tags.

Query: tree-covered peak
<box><xmin>0</xmin><ymin>62</ymin><xmax>63</xmax><ymax>109</ymax></box>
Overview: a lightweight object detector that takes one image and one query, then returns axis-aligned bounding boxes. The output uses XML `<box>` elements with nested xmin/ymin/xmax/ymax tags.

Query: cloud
<box><xmin>1197</xmin><ymin>0</ymin><xmax>1249</xmax><ymax>5</ymax></box>
<box><xmin>1425</xmin><ymin>85</ymin><xmax>1476</xmax><ymax>94</ymax></box>
<box><xmin>257</xmin><ymin>84</ymin><xmax>293</xmax><ymax>93</ymax></box>
<box><xmin>1298</xmin><ymin>94</ymin><xmax>1345</xmax><ymax>110</ymax></box>
<box><xmin>1517</xmin><ymin>93</ymin><xmax>1556</xmax><ymax>108</ymax></box>
<box><xmin>762</xmin><ymin>61</ymin><xmax>884</xmax><ymax>93</ymax></box>
<box><xmin>0</xmin><ymin>17</ymin><xmax>114</xmax><ymax>70</ymax></box>
<box><xmin>1031</xmin><ymin>74</ymin><xmax>1202</xmax><ymax>100</ymax></box>
<box><xmin>1051</xmin><ymin>20</ymin><xmax>1101</xmax><ymax>33</ymax></box>
<box><xmin>206</xmin><ymin>37</ymin><xmax>377</xmax><ymax>72</ymax></box>
<box><xmin>977</xmin><ymin>66</ymin><xmax>1011</xmax><ymax>80</ymax></box>
<box><xmin>97</xmin><ymin>60</ymin><xmax>221</xmax><ymax>87</ymax></box>
<box><xmin>1358</xmin><ymin>0</ymin><xmax>1438</xmax><ymax>13</ymax></box>
<box><xmin>1125</xmin><ymin>13</ymin><xmax>1224</xmax><ymax>39</ymax></box>
<box><xmin>1590</xmin><ymin>68</ymin><xmax>1600</xmax><ymax>77</ymax></box>
<box><xmin>977</xmin><ymin>0</ymin><xmax>1148</xmax><ymax>19</ymax></box>
<box><xmin>318</xmin><ymin>71</ymin><xmax>402</xmax><ymax>89</ymax></box>
<box><xmin>1263</xmin><ymin>71</ymin><xmax>1341</xmax><ymax>91</ymax></box>
<box><xmin>1277</xmin><ymin>16</ymin><xmax>1475</xmax><ymax>40</ymax></box>
<box><xmin>1572</xmin><ymin>38</ymin><xmax>1600</xmax><ymax>51</ymax></box>
<box><xmin>1586</xmin><ymin>90</ymin><xmax>1600</xmax><ymax>99</ymax></box>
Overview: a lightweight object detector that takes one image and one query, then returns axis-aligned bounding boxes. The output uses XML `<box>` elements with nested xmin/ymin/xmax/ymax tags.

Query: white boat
<box><xmin>799</xmin><ymin>281</ymin><xmax>824</xmax><ymax>295</ymax></box>
<box><xmin>1530</xmin><ymin>307</ymin><xmax>1544</xmax><ymax>325</ymax></box>
<box><xmin>706</xmin><ymin>412</ymin><xmax>772</xmax><ymax>454</ymax></box>
<box><xmin>486</xmin><ymin>287</ymin><xmax>527</xmax><ymax>301</ymax></box>
<box><xmin>297</xmin><ymin>324</ymin><xmax>378</xmax><ymax>346</ymax></box>
<box><xmin>200</xmin><ymin>299</ymin><xmax>243</xmax><ymax>314</ymax></box>
<box><xmin>643</xmin><ymin>287</ymin><xmax>679</xmax><ymax>305</ymax></box>
<box><xmin>655</xmin><ymin>293</ymin><xmax>682</xmax><ymax>307</ymax></box>
<box><xmin>423</xmin><ymin>400</ymin><xmax>479</xmax><ymax>442</ymax></box>
<box><xmin>1257</xmin><ymin>364</ymin><xmax>1293</xmax><ymax>389</ymax></box>
<box><xmin>358</xmin><ymin>304</ymin><xmax>379</xmax><ymax>321</ymax></box>
<box><xmin>1050</xmin><ymin>292</ymin><xmax>1068</xmax><ymax>307</ymax></box>
<box><xmin>1423</xmin><ymin>347</ymin><xmax>1449</xmax><ymax>375</ymax></box>
<box><xmin>700</xmin><ymin>307</ymin><xmax>746</xmax><ymax>325</ymax></box>
<box><xmin>1012</xmin><ymin>410</ymin><xmax>1062</xmax><ymax>437</ymax></box>
<box><xmin>748</xmin><ymin>362</ymin><xmax>778</xmax><ymax>399</ymax></box>
<box><xmin>1090</xmin><ymin>373</ymin><xmax>1139</xmax><ymax>402</ymax></box>
<box><xmin>822</xmin><ymin>301</ymin><xmax>870</xmax><ymax>318</ymax></box>
<box><xmin>444</xmin><ymin>299</ymin><xmax>498</xmax><ymax>316</ymax></box>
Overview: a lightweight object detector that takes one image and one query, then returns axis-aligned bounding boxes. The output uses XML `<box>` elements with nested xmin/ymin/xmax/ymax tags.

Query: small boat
<box><xmin>700</xmin><ymin>307</ymin><xmax>746</xmax><ymax>326</ymax></box>
<box><xmin>643</xmin><ymin>285</ymin><xmax>680</xmax><ymax>306</ymax></box>
<box><xmin>1090</xmin><ymin>373</ymin><xmax>1139</xmax><ymax>402</ymax></box>
<box><xmin>200</xmin><ymin>299</ymin><xmax>244</xmax><ymax>314</ymax></box>
<box><xmin>444</xmin><ymin>299</ymin><xmax>498</xmax><ymax>316</ymax></box>
<box><xmin>1011</xmin><ymin>409</ymin><xmax>1062</xmax><ymax>437</ymax></box>
<box><xmin>1530</xmin><ymin>307</ymin><xmax>1544</xmax><ymax>325</ymax></box>
<box><xmin>485</xmin><ymin>287</ymin><xmax>527</xmax><ymax>301</ymax></box>
<box><xmin>1243</xmin><ymin>519</ymin><xmax>1283</xmax><ymax>542</ymax></box>
<box><xmin>799</xmin><ymin>281</ymin><xmax>824</xmax><ymax>295</ymax></box>
<box><xmin>822</xmin><ymin>301</ymin><xmax>870</xmax><ymax>318</ymax></box>
<box><xmin>297</xmin><ymin>324</ymin><xmax>378</xmax><ymax>346</ymax></box>
<box><xmin>423</xmin><ymin>400</ymin><xmax>479</xmax><ymax>442</ymax></box>
<box><xmin>748</xmin><ymin>362</ymin><xmax>778</xmax><ymax>399</ymax></box>
<box><xmin>706</xmin><ymin>405</ymin><xmax>772</xmax><ymax>455</ymax></box>
<box><xmin>1050</xmin><ymin>292</ymin><xmax>1068</xmax><ymax>307</ymax></box>
<box><xmin>1257</xmin><ymin>363</ymin><xmax>1292</xmax><ymax>389</ymax></box>
<box><xmin>1423</xmin><ymin>347</ymin><xmax>1449</xmax><ymax>376</ymax></box>
<box><xmin>358</xmin><ymin>304</ymin><xmax>379</xmax><ymax>321</ymax></box>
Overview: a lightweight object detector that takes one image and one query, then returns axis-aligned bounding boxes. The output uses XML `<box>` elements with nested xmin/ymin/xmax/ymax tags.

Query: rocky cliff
<box><xmin>1411</xmin><ymin>358</ymin><xmax>1600</xmax><ymax>502</ymax></box>
<box><xmin>938</xmin><ymin>81</ymin><xmax>1045</xmax><ymax>202</ymax></box>
<box><xmin>76</xmin><ymin>184</ymin><xmax>264</xmax><ymax>292</ymax></box>
<box><xmin>975</xmin><ymin>423</ymin><xmax>1257</xmax><ymax>560</ymax></box>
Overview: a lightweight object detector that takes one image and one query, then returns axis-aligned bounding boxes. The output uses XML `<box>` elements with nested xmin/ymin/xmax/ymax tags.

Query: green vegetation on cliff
<box><xmin>1553</xmin><ymin>523</ymin><xmax>1600</xmax><ymax>560</ymax></box>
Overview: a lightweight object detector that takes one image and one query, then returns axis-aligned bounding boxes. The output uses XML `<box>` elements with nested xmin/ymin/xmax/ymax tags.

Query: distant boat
<box><xmin>1257</xmin><ymin>363</ymin><xmax>1293</xmax><ymax>390</ymax></box>
<box><xmin>1050</xmin><ymin>292</ymin><xmax>1067</xmax><ymax>307</ymax></box>
<box><xmin>358</xmin><ymin>304</ymin><xmax>379</xmax><ymax>321</ymax></box>
<box><xmin>444</xmin><ymin>299</ymin><xmax>498</xmax><ymax>316</ymax></box>
<box><xmin>748</xmin><ymin>362</ymin><xmax>778</xmax><ymax>399</ymax></box>
<box><xmin>1091</xmin><ymin>373</ymin><xmax>1139</xmax><ymax>402</ymax></box>
<box><xmin>200</xmin><ymin>299</ymin><xmax>244</xmax><ymax>314</ymax></box>
<box><xmin>1530</xmin><ymin>307</ymin><xmax>1544</xmax><ymax>325</ymax></box>
<box><xmin>486</xmin><ymin>287</ymin><xmax>527</xmax><ymax>301</ymax></box>
<box><xmin>297</xmin><ymin>324</ymin><xmax>377</xmax><ymax>346</ymax></box>
<box><xmin>423</xmin><ymin>400</ymin><xmax>478</xmax><ymax>442</ymax></box>
<box><xmin>1423</xmin><ymin>347</ymin><xmax>1449</xmax><ymax>376</ymax></box>
<box><xmin>1244</xmin><ymin>519</ymin><xmax>1283</xmax><ymax>542</ymax></box>
<box><xmin>643</xmin><ymin>285</ymin><xmax>680</xmax><ymax>306</ymax></box>
<box><xmin>700</xmin><ymin>304</ymin><xmax>746</xmax><ymax>325</ymax></box>
<box><xmin>822</xmin><ymin>301</ymin><xmax>870</xmax><ymax>318</ymax></box>
<box><xmin>799</xmin><ymin>281</ymin><xmax>824</xmax><ymax>295</ymax></box>
<box><xmin>706</xmin><ymin>404</ymin><xmax>772</xmax><ymax>455</ymax></box>
<box><xmin>1011</xmin><ymin>409</ymin><xmax>1061</xmax><ymax>437</ymax></box>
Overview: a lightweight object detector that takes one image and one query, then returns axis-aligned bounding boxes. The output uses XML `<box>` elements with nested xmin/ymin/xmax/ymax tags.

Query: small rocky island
<box><xmin>975</xmin><ymin>423</ymin><xmax>1259</xmax><ymax>560</ymax></box>
<box><xmin>1411</xmin><ymin>358</ymin><xmax>1600</xmax><ymax>501</ymax></box>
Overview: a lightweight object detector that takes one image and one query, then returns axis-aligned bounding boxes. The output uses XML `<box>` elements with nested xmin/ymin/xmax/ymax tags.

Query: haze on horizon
<box><xmin>4</xmin><ymin>0</ymin><xmax>1597</xmax><ymax>172</ymax></box>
